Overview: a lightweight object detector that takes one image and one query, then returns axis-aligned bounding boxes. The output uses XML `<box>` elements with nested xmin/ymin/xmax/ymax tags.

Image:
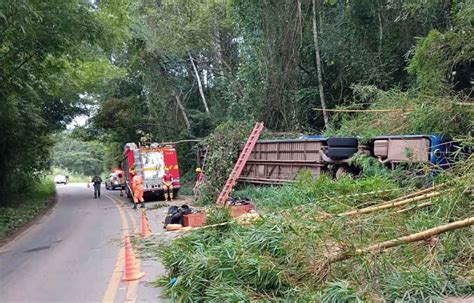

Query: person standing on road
<box><xmin>162</xmin><ymin>168</ymin><xmax>174</xmax><ymax>201</ymax></box>
<box><xmin>132</xmin><ymin>170</ymin><xmax>145</xmax><ymax>209</ymax></box>
<box><xmin>193</xmin><ymin>168</ymin><xmax>206</xmax><ymax>198</ymax></box>
<box><xmin>91</xmin><ymin>175</ymin><xmax>103</xmax><ymax>199</ymax></box>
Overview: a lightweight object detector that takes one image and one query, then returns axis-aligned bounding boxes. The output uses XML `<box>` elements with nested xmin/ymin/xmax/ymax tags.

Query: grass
<box><xmin>143</xmin><ymin>155</ymin><xmax>473</xmax><ymax>302</ymax></box>
<box><xmin>0</xmin><ymin>178</ymin><xmax>56</xmax><ymax>240</ymax></box>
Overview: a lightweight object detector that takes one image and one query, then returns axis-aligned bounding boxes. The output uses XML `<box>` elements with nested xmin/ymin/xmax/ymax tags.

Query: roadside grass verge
<box><xmin>0</xmin><ymin>179</ymin><xmax>56</xmax><ymax>240</ymax></box>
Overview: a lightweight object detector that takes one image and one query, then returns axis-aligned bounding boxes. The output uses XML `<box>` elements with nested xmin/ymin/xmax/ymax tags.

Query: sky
<box><xmin>66</xmin><ymin>114</ymin><xmax>89</xmax><ymax>130</ymax></box>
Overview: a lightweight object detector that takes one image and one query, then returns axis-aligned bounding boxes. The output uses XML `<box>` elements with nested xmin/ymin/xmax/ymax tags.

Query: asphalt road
<box><xmin>0</xmin><ymin>183</ymin><xmax>168</xmax><ymax>303</ymax></box>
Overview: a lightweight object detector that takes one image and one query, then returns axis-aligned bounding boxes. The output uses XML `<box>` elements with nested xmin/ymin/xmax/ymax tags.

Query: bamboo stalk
<box><xmin>327</xmin><ymin>217</ymin><xmax>474</xmax><ymax>263</ymax></box>
<box><xmin>377</xmin><ymin>183</ymin><xmax>447</xmax><ymax>206</ymax></box>
<box><xmin>396</xmin><ymin>201</ymin><xmax>432</xmax><ymax>214</ymax></box>
<box><xmin>312</xmin><ymin>108</ymin><xmax>410</xmax><ymax>113</ymax></box>
<box><xmin>314</xmin><ymin>191</ymin><xmax>443</xmax><ymax>220</ymax></box>
<box><xmin>277</xmin><ymin>188</ymin><xmax>399</xmax><ymax>215</ymax></box>
<box><xmin>337</xmin><ymin>191</ymin><xmax>442</xmax><ymax>217</ymax></box>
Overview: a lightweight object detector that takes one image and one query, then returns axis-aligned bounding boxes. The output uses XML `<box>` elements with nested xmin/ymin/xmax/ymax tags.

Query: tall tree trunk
<box><xmin>174</xmin><ymin>93</ymin><xmax>191</xmax><ymax>131</ymax></box>
<box><xmin>188</xmin><ymin>53</ymin><xmax>210</xmax><ymax>114</ymax></box>
<box><xmin>214</xmin><ymin>24</ymin><xmax>225</xmax><ymax>77</ymax></box>
<box><xmin>378</xmin><ymin>10</ymin><xmax>383</xmax><ymax>55</ymax></box>
<box><xmin>311</xmin><ymin>0</ymin><xmax>330</xmax><ymax>130</ymax></box>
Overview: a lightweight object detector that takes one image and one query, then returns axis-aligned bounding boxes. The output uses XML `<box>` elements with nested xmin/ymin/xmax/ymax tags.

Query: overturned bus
<box><xmin>236</xmin><ymin>135</ymin><xmax>462</xmax><ymax>184</ymax></box>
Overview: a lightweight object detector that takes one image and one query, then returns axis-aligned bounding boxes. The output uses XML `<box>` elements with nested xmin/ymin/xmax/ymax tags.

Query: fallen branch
<box><xmin>326</xmin><ymin>216</ymin><xmax>474</xmax><ymax>263</ymax></box>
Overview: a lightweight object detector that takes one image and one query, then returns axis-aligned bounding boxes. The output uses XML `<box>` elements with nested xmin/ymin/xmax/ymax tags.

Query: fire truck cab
<box><xmin>122</xmin><ymin>143</ymin><xmax>181</xmax><ymax>201</ymax></box>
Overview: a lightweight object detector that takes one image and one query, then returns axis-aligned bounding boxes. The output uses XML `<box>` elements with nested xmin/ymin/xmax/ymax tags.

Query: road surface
<box><xmin>0</xmin><ymin>183</ymin><xmax>169</xmax><ymax>303</ymax></box>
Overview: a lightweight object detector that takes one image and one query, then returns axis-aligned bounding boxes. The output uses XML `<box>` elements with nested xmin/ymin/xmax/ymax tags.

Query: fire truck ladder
<box><xmin>216</xmin><ymin>122</ymin><xmax>264</xmax><ymax>206</ymax></box>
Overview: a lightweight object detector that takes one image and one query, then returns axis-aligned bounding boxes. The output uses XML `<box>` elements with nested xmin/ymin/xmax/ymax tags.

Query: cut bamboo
<box><xmin>376</xmin><ymin>182</ymin><xmax>449</xmax><ymax>206</ymax></box>
<box><xmin>312</xmin><ymin>108</ymin><xmax>409</xmax><ymax>113</ymax></box>
<box><xmin>326</xmin><ymin>217</ymin><xmax>474</xmax><ymax>263</ymax></box>
<box><xmin>286</xmin><ymin>181</ymin><xmax>451</xmax><ymax>219</ymax></box>
<box><xmin>396</xmin><ymin>201</ymin><xmax>432</xmax><ymax>214</ymax></box>
<box><xmin>314</xmin><ymin>191</ymin><xmax>443</xmax><ymax>220</ymax></box>
<box><xmin>277</xmin><ymin>188</ymin><xmax>399</xmax><ymax>215</ymax></box>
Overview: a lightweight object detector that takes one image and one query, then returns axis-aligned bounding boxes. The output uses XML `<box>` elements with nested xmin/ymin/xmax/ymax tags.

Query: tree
<box><xmin>0</xmin><ymin>0</ymin><xmax>129</xmax><ymax>204</ymax></box>
<box><xmin>312</xmin><ymin>0</ymin><xmax>329</xmax><ymax>129</ymax></box>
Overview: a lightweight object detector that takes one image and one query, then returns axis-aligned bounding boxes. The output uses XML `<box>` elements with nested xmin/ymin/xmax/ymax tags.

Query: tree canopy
<box><xmin>0</xmin><ymin>0</ymin><xmax>128</xmax><ymax>203</ymax></box>
<box><xmin>0</xmin><ymin>0</ymin><xmax>472</xmax><ymax>203</ymax></box>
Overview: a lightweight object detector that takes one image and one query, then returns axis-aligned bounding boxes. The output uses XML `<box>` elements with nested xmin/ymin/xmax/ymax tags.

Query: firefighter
<box><xmin>132</xmin><ymin>168</ymin><xmax>145</xmax><ymax>209</ymax></box>
<box><xmin>162</xmin><ymin>168</ymin><xmax>174</xmax><ymax>201</ymax></box>
<box><xmin>91</xmin><ymin>174</ymin><xmax>103</xmax><ymax>199</ymax></box>
<box><xmin>193</xmin><ymin>168</ymin><xmax>206</xmax><ymax>197</ymax></box>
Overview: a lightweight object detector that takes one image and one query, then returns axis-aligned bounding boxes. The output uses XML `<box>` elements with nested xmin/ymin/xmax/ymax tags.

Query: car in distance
<box><xmin>105</xmin><ymin>171</ymin><xmax>125</xmax><ymax>190</ymax></box>
<box><xmin>54</xmin><ymin>175</ymin><xmax>67</xmax><ymax>184</ymax></box>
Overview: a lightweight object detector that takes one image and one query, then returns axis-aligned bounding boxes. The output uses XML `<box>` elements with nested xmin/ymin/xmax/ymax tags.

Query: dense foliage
<box><xmin>90</xmin><ymin>0</ymin><xmax>472</xmax><ymax>175</ymax></box>
<box><xmin>0</xmin><ymin>0</ymin><xmax>128</xmax><ymax>205</ymax></box>
<box><xmin>52</xmin><ymin>134</ymin><xmax>107</xmax><ymax>177</ymax></box>
<box><xmin>0</xmin><ymin>179</ymin><xmax>55</xmax><ymax>239</ymax></box>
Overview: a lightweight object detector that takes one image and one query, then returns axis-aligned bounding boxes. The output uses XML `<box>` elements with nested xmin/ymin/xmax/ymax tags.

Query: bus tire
<box><xmin>327</xmin><ymin>147</ymin><xmax>358</xmax><ymax>159</ymax></box>
<box><xmin>327</xmin><ymin>137</ymin><xmax>358</xmax><ymax>147</ymax></box>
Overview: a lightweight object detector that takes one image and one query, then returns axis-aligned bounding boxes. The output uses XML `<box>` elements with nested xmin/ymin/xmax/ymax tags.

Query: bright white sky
<box><xmin>66</xmin><ymin>114</ymin><xmax>89</xmax><ymax>130</ymax></box>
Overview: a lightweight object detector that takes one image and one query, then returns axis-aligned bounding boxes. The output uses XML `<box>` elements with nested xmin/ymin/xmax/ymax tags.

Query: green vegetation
<box><xmin>1</xmin><ymin>0</ymin><xmax>473</xmax><ymax>300</ymax></box>
<box><xmin>52</xmin><ymin>134</ymin><xmax>108</xmax><ymax>178</ymax></box>
<box><xmin>325</xmin><ymin>87</ymin><xmax>473</xmax><ymax>141</ymax></box>
<box><xmin>0</xmin><ymin>0</ymin><xmax>128</xmax><ymax>206</ymax></box>
<box><xmin>2</xmin><ymin>0</ymin><xmax>472</xmax><ymax>200</ymax></box>
<box><xmin>196</xmin><ymin>121</ymin><xmax>255</xmax><ymax>204</ymax></box>
<box><xmin>146</xmin><ymin>157</ymin><xmax>473</xmax><ymax>302</ymax></box>
<box><xmin>89</xmin><ymin>0</ymin><xmax>474</xmax><ymax>178</ymax></box>
<box><xmin>0</xmin><ymin>179</ymin><xmax>55</xmax><ymax>239</ymax></box>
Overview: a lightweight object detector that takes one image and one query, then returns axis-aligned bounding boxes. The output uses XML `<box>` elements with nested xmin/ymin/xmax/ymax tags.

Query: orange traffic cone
<box><xmin>122</xmin><ymin>236</ymin><xmax>145</xmax><ymax>281</ymax></box>
<box><xmin>141</xmin><ymin>209</ymin><xmax>153</xmax><ymax>238</ymax></box>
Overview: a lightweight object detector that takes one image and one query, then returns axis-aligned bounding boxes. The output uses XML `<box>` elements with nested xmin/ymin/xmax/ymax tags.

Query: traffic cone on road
<box><xmin>141</xmin><ymin>209</ymin><xmax>153</xmax><ymax>238</ymax></box>
<box><xmin>122</xmin><ymin>236</ymin><xmax>145</xmax><ymax>281</ymax></box>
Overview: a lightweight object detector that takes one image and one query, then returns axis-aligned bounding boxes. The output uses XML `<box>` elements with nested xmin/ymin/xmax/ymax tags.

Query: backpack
<box><xmin>164</xmin><ymin>206</ymin><xmax>179</xmax><ymax>227</ymax></box>
<box><xmin>163</xmin><ymin>205</ymin><xmax>193</xmax><ymax>228</ymax></box>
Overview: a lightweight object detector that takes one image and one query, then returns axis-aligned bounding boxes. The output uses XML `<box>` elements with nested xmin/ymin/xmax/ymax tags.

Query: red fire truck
<box><xmin>122</xmin><ymin>142</ymin><xmax>181</xmax><ymax>201</ymax></box>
